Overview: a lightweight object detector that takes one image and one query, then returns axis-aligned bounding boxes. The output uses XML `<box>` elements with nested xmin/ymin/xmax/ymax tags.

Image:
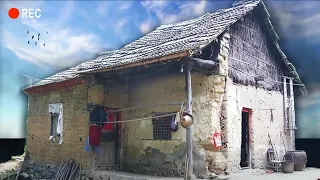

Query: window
<box><xmin>50</xmin><ymin>113</ymin><xmax>59</xmax><ymax>137</ymax></box>
<box><xmin>152</xmin><ymin>113</ymin><xmax>175</xmax><ymax>140</ymax></box>
<box><xmin>49</xmin><ymin>103</ymin><xmax>63</xmax><ymax>140</ymax></box>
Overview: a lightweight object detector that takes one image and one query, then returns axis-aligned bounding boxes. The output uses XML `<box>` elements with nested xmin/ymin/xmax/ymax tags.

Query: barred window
<box><xmin>152</xmin><ymin>113</ymin><xmax>175</xmax><ymax>140</ymax></box>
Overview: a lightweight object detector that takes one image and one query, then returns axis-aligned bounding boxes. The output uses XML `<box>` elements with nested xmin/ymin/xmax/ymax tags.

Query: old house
<box><xmin>23</xmin><ymin>0</ymin><xmax>307</xmax><ymax>178</ymax></box>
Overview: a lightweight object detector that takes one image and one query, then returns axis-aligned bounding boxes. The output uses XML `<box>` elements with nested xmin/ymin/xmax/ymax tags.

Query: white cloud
<box><xmin>269</xmin><ymin>1</ymin><xmax>320</xmax><ymax>42</ymax></box>
<box><xmin>297</xmin><ymin>86</ymin><xmax>320</xmax><ymax>108</ymax></box>
<box><xmin>118</xmin><ymin>1</ymin><xmax>132</xmax><ymax>11</ymax></box>
<box><xmin>117</xmin><ymin>19</ymin><xmax>128</xmax><ymax>29</ymax></box>
<box><xmin>140</xmin><ymin>21</ymin><xmax>154</xmax><ymax>34</ymax></box>
<box><xmin>1</xmin><ymin>1</ymin><xmax>104</xmax><ymax>69</ymax></box>
<box><xmin>141</xmin><ymin>0</ymin><xmax>208</xmax><ymax>25</ymax></box>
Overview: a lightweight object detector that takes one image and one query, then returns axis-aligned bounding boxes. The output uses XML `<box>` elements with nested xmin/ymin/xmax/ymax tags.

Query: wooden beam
<box><xmin>187</xmin><ymin>57</ymin><xmax>217</xmax><ymax>71</ymax></box>
<box><xmin>83</xmin><ymin>51</ymin><xmax>190</xmax><ymax>74</ymax></box>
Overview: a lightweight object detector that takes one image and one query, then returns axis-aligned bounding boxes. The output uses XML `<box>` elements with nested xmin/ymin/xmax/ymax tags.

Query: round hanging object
<box><xmin>180</xmin><ymin>111</ymin><xmax>193</xmax><ymax>129</ymax></box>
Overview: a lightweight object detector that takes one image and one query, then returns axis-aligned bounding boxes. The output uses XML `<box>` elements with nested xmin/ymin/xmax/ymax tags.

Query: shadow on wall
<box><xmin>295</xmin><ymin>138</ymin><xmax>320</xmax><ymax>168</ymax></box>
<box><xmin>0</xmin><ymin>138</ymin><xmax>26</xmax><ymax>162</ymax></box>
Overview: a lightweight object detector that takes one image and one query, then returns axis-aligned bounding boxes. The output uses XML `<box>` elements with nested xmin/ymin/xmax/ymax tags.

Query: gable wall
<box><xmin>228</xmin><ymin>11</ymin><xmax>285</xmax><ymax>91</ymax></box>
<box><xmin>224</xmin><ymin>12</ymin><xmax>293</xmax><ymax>171</ymax></box>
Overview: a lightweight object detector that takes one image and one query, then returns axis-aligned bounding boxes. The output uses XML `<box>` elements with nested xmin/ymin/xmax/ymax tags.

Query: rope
<box><xmin>89</xmin><ymin>113</ymin><xmax>177</xmax><ymax>124</ymax></box>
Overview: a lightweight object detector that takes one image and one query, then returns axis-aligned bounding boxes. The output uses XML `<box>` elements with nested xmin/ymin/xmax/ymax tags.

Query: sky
<box><xmin>0</xmin><ymin>0</ymin><xmax>319</xmax><ymax>139</ymax></box>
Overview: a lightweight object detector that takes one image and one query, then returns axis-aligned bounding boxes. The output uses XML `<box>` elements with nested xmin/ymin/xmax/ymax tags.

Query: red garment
<box><xmin>89</xmin><ymin>125</ymin><xmax>102</xmax><ymax>146</ymax></box>
<box><xmin>103</xmin><ymin>112</ymin><xmax>115</xmax><ymax>131</ymax></box>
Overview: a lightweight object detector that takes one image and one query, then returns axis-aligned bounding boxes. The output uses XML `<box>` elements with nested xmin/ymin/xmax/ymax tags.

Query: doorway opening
<box><xmin>240</xmin><ymin>108</ymin><xmax>250</xmax><ymax>168</ymax></box>
<box><xmin>95</xmin><ymin>107</ymin><xmax>122</xmax><ymax>170</ymax></box>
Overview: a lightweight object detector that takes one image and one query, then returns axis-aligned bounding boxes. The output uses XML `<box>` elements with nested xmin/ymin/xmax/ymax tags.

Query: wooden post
<box><xmin>283</xmin><ymin>77</ymin><xmax>288</xmax><ymax>135</ymax></box>
<box><xmin>289</xmin><ymin>78</ymin><xmax>296</xmax><ymax>150</ymax></box>
<box><xmin>185</xmin><ymin>64</ymin><xmax>193</xmax><ymax>178</ymax></box>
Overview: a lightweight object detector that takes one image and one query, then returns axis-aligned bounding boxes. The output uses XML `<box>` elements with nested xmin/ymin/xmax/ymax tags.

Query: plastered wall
<box><xmin>225</xmin><ymin>78</ymin><xmax>291</xmax><ymax>171</ymax></box>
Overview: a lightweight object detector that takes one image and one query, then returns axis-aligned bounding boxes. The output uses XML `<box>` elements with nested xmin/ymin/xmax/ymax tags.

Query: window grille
<box><xmin>152</xmin><ymin>113</ymin><xmax>174</xmax><ymax>140</ymax></box>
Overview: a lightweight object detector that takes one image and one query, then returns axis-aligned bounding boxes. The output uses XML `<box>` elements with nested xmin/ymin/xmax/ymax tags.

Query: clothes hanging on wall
<box><xmin>89</xmin><ymin>125</ymin><xmax>102</xmax><ymax>146</ymax></box>
<box><xmin>84</xmin><ymin>135</ymin><xmax>100</xmax><ymax>153</ymax></box>
<box><xmin>103</xmin><ymin>110</ymin><xmax>115</xmax><ymax>131</ymax></box>
<box><xmin>170</xmin><ymin>116</ymin><xmax>179</xmax><ymax>132</ymax></box>
<box><xmin>89</xmin><ymin>105</ymin><xmax>108</xmax><ymax>122</ymax></box>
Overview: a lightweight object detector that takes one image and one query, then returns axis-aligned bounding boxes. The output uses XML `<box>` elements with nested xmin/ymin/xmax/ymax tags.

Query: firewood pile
<box><xmin>54</xmin><ymin>159</ymin><xmax>79</xmax><ymax>180</ymax></box>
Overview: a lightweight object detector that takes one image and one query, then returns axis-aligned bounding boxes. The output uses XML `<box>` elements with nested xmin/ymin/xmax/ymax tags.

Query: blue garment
<box><xmin>84</xmin><ymin>136</ymin><xmax>90</xmax><ymax>152</ymax></box>
<box><xmin>84</xmin><ymin>135</ymin><xmax>100</xmax><ymax>153</ymax></box>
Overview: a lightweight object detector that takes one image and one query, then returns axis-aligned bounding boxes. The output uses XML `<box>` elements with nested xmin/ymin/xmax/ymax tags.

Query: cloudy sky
<box><xmin>0</xmin><ymin>0</ymin><xmax>319</xmax><ymax>138</ymax></box>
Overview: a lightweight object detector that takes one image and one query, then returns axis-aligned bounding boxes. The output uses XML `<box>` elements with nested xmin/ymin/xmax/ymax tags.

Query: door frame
<box><xmin>241</xmin><ymin>107</ymin><xmax>253</xmax><ymax>168</ymax></box>
<box><xmin>93</xmin><ymin>106</ymin><xmax>122</xmax><ymax>170</ymax></box>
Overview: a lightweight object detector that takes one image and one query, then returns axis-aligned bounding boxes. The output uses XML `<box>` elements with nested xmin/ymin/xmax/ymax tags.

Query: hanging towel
<box><xmin>56</xmin><ymin>104</ymin><xmax>64</xmax><ymax>144</ymax></box>
<box><xmin>89</xmin><ymin>125</ymin><xmax>102</xmax><ymax>146</ymax></box>
<box><xmin>170</xmin><ymin>116</ymin><xmax>179</xmax><ymax>132</ymax></box>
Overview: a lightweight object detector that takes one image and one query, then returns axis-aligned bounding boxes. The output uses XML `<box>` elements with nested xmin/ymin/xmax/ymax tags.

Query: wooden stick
<box><xmin>184</xmin><ymin>154</ymin><xmax>188</xmax><ymax>180</ymax></box>
<box><xmin>15</xmin><ymin>152</ymin><xmax>29</xmax><ymax>180</ymax></box>
<box><xmin>54</xmin><ymin>160</ymin><xmax>64</xmax><ymax>180</ymax></box>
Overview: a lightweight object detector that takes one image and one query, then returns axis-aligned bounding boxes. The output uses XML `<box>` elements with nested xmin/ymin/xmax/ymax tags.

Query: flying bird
<box><xmin>28</xmin><ymin>41</ymin><xmax>30</xmax><ymax>44</ymax></box>
<box><xmin>35</xmin><ymin>42</ymin><xmax>37</xmax><ymax>45</ymax></box>
<box><xmin>46</xmin><ymin>31</ymin><xmax>48</xmax><ymax>34</ymax></box>
<box><xmin>38</xmin><ymin>33</ymin><xmax>40</xmax><ymax>37</ymax></box>
<box><xmin>38</xmin><ymin>37</ymin><xmax>40</xmax><ymax>41</ymax></box>
<box><xmin>27</xmin><ymin>30</ymin><xmax>29</xmax><ymax>34</ymax></box>
<box><xmin>32</xmin><ymin>35</ymin><xmax>34</xmax><ymax>39</ymax></box>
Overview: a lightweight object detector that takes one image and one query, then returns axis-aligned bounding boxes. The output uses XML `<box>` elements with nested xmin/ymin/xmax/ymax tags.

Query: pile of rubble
<box><xmin>18</xmin><ymin>160</ymin><xmax>59</xmax><ymax>180</ymax></box>
<box><xmin>18</xmin><ymin>159</ymin><xmax>79</xmax><ymax>180</ymax></box>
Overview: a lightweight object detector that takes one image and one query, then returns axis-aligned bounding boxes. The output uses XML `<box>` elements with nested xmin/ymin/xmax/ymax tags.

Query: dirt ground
<box><xmin>227</xmin><ymin>168</ymin><xmax>320</xmax><ymax>180</ymax></box>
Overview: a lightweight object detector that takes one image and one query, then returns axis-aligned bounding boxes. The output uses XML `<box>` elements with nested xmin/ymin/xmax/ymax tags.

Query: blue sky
<box><xmin>0</xmin><ymin>0</ymin><xmax>319</xmax><ymax>138</ymax></box>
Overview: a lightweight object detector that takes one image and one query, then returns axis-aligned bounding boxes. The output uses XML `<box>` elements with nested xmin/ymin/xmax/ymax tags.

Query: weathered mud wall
<box><xmin>26</xmin><ymin>82</ymin><xmax>92</xmax><ymax>168</ymax></box>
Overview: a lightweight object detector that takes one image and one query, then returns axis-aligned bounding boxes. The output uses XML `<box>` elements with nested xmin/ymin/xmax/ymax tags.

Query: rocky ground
<box><xmin>226</xmin><ymin>168</ymin><xmax>320</xmax><ymax>180</ymax></box>
<box><xmin>2</xmin><ymin>156</ymin><xmax>320</xmax><ymax>180</ymax></box>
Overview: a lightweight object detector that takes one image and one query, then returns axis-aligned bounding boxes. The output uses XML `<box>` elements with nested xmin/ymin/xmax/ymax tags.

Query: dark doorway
<box><xmin>240</xmin><ymin>109</ymin><xmax>250</xmax><ymax>168</ymax></box>
<box><xmin>95</xmin><ymin>107</ymin><xmax>121</xmax><ymax>170</ymax></box>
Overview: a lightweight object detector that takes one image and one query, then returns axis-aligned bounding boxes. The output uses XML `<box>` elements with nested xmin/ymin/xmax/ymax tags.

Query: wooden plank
<box><xmin>289</xmin><ymin>79</ymin><xmax>296</xmax><ymax>149</ymax></box>
<box><xmin>85</xmin><ymin>51</ymin><xmax>190</xmax><ymax>74</ymax></box>
<box><xmin>283</xmin><ymin>77</ymin><xmax>288</xmax><ymax>135</ymax></box>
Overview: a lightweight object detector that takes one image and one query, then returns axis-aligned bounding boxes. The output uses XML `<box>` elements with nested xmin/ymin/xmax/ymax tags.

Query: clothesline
<box><xmin>103</xmin><ymin>102</ymin><xmax>184</xmax><ymax>113</ymax></box>
<box><xmin>89</xmin><ymin>112</ymin><xmax>178</xmax><ymax>124</ymax></box>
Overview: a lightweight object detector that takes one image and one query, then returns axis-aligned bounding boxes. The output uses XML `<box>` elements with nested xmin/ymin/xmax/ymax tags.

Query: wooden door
<box><xmin>95</xmin><ymin>110</ymin><xmax>118</xmax><ymax>169</ymax></box>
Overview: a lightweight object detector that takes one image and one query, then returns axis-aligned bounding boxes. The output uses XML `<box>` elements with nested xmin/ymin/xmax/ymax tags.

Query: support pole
<box><xmin>289</xmin><ymin>78</ymin><xmax>296</xmax><ymax>150</ymax></box>
<box><xmin>185</xmin><ymin>64</ymin><xmax>193</xmax><ymax>178</ymax></box>
<box><xmin>283</xmin><ymin>77</ymin><xmax>288</xmax><ymax>135</ymax></box>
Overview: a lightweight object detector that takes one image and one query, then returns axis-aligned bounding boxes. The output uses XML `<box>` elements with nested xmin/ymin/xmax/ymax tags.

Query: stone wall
<box><xmin>26</xmin><ymin>83</ymin><xmax>92</xmax><ymax>169</ymax></box>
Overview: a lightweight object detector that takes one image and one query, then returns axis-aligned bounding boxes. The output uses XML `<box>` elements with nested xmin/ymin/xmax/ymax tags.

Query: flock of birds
<box><xmin>27</xmin><ymin>30</ymin><xmax>48</xmax><ymax>47</ymax></box>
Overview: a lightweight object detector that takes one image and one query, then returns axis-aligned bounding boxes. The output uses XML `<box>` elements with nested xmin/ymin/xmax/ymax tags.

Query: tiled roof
<box><xmin>26</xmin><ymin>0</ymin><xmax>260</xmax><ymax>89</ymax></box>
<box><xmin>25</xmin><ymin>0</ymin><xmax>307</xmax><ymax>95</ymax></box>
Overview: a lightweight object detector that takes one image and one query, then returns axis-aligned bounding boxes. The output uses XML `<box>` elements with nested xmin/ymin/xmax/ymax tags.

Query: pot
<box><xmin>286</xmin><ymin>150</ymin><xmax>307</xmax><ymax>171</ymax></box>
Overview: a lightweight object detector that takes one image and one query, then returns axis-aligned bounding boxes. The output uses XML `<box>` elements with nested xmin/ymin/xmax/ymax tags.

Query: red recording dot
<box><xmin>8</xmin><ymin>8</ymin><xmax>19</xmax><ymax>19</ymax></box>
